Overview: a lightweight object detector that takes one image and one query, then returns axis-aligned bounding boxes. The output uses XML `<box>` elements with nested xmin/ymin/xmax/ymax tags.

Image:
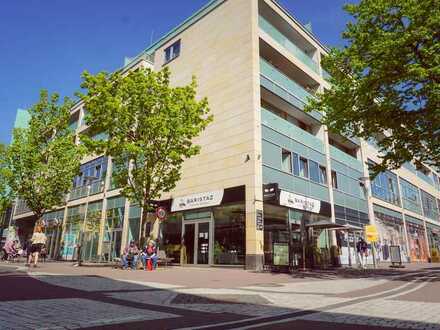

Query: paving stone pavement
<box><xmin>2</xmin><ymin>263</ymin><xmax>440</xmax><ymax>330</ymax></box>
<box><xmin>0</xmin><ymin>298</ymin><xmax>178</xmax><ymax>330</ymax></box>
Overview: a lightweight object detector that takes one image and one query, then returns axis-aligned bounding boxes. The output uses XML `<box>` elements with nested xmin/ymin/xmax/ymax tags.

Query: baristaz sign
<box><xmin>171</xmin><ymin>190</ymin><xmax>224</xmax><ymax>212</ymax></box>
<box><xmin>256</xmin><ymin>209</ymin><xmax>264</xmax><ymax>231</ymax></box>
<box><xmin>279</xmin><ymin>190</ymin><xmax>321</xmax><ymax>214</ymax></box>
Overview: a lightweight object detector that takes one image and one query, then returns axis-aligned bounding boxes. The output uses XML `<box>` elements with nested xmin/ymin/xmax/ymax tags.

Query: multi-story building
<box><xmin>11</xmin><ymin>0</ymin><xmax>440</xmax><ymax>269</ymax></box>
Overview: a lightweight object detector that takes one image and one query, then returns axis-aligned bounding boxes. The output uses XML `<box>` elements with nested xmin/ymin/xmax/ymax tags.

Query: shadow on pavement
<box><xmin>0</xmin><ymin>264</ymin><xmax>439</xmax><ymax>330</ymax></box>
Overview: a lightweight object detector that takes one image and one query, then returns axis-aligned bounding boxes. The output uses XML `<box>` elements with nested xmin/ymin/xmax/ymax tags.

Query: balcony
<box><xmin>260</xmin><ymin>58</ymin><xmax>321</xmax><ymax>115</ymax></box>
<box><xmin>330</xmin><ymin>145</ymin><xmax>363</xmax><ymax>173</ymax></box>
<box><xmin>259</xmin><ymin>16</ymin><xmax>319</xmax><ymax>75</ymax></box>
<box><xmin>261</xmin><ymin>107</ymin><xmax>324</xmax><ymax>153</ymax></box>
<box><xmin>69</xmin><ymin>181</ymin><xmax>104</xmax><ymax>201</ymax></box>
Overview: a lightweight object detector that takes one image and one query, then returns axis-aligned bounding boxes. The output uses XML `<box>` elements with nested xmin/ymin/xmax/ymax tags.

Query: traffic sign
<box><xmin>156</xmin><ymin>206</ymin><xmax>167</xmax><ymax>221</ymax></box>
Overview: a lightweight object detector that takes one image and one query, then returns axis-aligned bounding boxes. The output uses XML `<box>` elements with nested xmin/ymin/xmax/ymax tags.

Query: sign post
<box><xmin>364</xmin><ymin>225</ymin><xmax>379</xmax><ymax>269</ymax></box>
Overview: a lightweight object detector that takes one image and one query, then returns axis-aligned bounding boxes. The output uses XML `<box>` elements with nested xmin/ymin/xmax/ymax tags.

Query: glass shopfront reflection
<box><xmin>213</xmin><ymin>204</ymin><xmax>245</xmax><ymax>265</ymax></box>
<box><xmin>160</xmin><ymin>203</ymin><xmax>245</xmax><ymax>266</ymax></box>
<box><xmin>263</xmin><ymin>203</ymin><xmax>332</xmax><ymax>270</ymax></box>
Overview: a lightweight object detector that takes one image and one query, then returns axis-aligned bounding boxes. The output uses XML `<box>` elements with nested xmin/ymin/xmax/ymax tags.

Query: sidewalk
<box><xmin>3</xmin><ymin>260</ymin><xmax>439</xmax><ymax>289</ymax></box>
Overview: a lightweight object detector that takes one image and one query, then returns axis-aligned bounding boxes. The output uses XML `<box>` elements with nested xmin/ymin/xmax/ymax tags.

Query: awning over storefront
<box><xmin>306</xmin><ymin>220</ymin><xmax>363</xmax><ymax>232</ymax></box>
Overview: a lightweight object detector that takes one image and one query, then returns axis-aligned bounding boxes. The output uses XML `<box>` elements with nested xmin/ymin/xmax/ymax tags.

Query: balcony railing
<box><xmin>259</xmin><ymin>15</ymin><xmax>319</xmax><ymax>75</ymax></box>
<box><xmin>260</xmin><ymin>58</ymin><xmax>314</xmax><ymax>106</ymax></box>
<box><xmin>69</xmin><ymin>181</ymin><xmax>104</xmax><ymax>201</ymax></box>
<box><xmin>261</xmin><ymin>107</ymin><xmax>325</xmax><ymax>153</ymax></box>
<box><xmin>329</xmin><ymin>145</ymin><xmax>363</xmax><ymax>172</ymax></box>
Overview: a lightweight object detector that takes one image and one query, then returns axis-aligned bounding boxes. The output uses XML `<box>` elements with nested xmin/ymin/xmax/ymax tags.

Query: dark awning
<box><xmin>306</xmin><ymin>220</ymin><xmax>363</xmax><ymax>232</ymax></box>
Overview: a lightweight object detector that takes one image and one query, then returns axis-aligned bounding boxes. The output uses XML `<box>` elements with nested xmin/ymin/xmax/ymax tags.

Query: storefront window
<box><xmin>103</xmin><ymin>197</ymin><xmax>125</xmax><ymax>261</ymax></box>
<box><xmin>369</xmin><ymin>161</ymin><xmax>400</xmax><ymax>206</ymax></box>
<box><xmin>374</xmin><ymin>206</ymin><xmax>408</xmax><ymax>262</ymax></box>
<box><xmin>62</xmin><ymin>204</ymin><xmax>85</xmax><ymax>260</ymax></box>
<box><xmin>82</xmin><ymin>201</ymin><xmax>102</xmax><ymax>262</ymax></box>
<box><xmin>213</xmin><ymin>203</ymin><xmax>245</xmax><ymax>265</ymax></box>
<box><xmin>160</xmin><ymin>213</ymin><xmax>182</xmax><ymax>264</ymax></box>
<box><xmin>263</xmin><ymin>204</ymin><xmax>288</xmax><ymax>266</ymax></box>
<box><xmin>127</xmin><ymin>204</ymin><xmax>141</xmax><ymax>245</ymax></box>
<box><xmin>406</xmin><ymin>218</ymin><xmax>429</xmax><ymax>262</ymax></box>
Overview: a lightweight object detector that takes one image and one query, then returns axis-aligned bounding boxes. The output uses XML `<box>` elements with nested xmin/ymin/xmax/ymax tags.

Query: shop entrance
<box><xmin>182</xmin><ymin>212</ymin><xmax>212</xmax><ymax>265</ymax></box>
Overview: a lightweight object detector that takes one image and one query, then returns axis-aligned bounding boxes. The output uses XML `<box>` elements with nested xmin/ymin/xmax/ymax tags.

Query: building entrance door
<box><xmin>183</xmin><ymin>221</ymin><xmax>212</xmax><ymax>265</ymax></box>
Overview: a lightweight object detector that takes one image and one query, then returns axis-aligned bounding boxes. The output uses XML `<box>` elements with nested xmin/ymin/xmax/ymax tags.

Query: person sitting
<box><xmin>121</xmin><ymin>241</ymin><xmax>139</xmax><ymax>270</ymax></box>
<box><xmin>141</xmin><ymin>240</ymin><xmax>158</xmax><ymax>270</ymax></box>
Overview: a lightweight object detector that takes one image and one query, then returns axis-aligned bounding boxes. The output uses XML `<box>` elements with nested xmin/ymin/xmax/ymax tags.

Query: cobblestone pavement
<box><xmin>1</xmin><ymin>262</ymin><xmax>440</xmax><ymax>329</ymax></box>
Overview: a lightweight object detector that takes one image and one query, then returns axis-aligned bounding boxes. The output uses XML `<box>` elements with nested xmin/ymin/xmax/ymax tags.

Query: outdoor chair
<box><xmin>157</xmin><ymin>250</ymin><xmax>173</xmax><ymax>267</ymax></box>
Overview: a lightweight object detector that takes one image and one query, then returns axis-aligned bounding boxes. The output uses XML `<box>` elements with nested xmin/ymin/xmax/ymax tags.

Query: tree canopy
<box><xmin>0</xmin><ymin>143</ymin><xmax>12</xmax><ymax>216</ymax></box>
<box><xmin>5</xmin><ymin>91</ymin><xmax>84</xmax><ymax>222</ymax></box>
<box><xmin>307</xmin><ymin>0</ymin><xmax>440</xmax><ymax>173</ymax></box>
<box><xmin>79</xmin><ymin>67</ymin><xmax>212</xmax><ymax>224</ymax></box>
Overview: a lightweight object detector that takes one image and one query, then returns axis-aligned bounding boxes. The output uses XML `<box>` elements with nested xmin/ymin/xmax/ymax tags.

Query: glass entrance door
<box><xmin>183</xmin><ymin>221</ymin><xmax>211</xmax><ymax>265</ymax></box>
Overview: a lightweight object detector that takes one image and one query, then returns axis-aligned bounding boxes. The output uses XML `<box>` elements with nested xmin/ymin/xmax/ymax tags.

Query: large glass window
<box><xmin>400</xmin><ymin>178</ymin><xmax>422</xmax><ymax>215</ymax></box>
<box><xmin>263</xmin><ymin>204</ymin><xmax>288</xmax><ymax>266</ymax></box>
<box><xmin>369</xmin><ymin>161</ymin><xmax>400</xmax><ymax>206</ymax></box>
<box><xmin>421</xmin><ymin>190</ymin><xmax>439</xmax><ymax>221</ymax></box>
<box><xmin>160</xmin><ymin>213</ymin><xmax>182</xmax><ymax>264</ymax></box>
<box><xmin>73</xmin><ymin>156</ymin><xmax>108</xmax><ymax>188</ymax></box>
<box><xmin>213</xmin><ymin>203</ymin><xmax>245</xmax><ymax>265</ymax></box>
<box><xmin>281</xmin><ymin>149</ymin><xmax>292</xmax><ymax>173</ymax></box>
<box><xmin>62</xmin><ymin>205</ymin><xmax>85</xmax><ymax>260</ymax></box>
<box><xmin>103</xmin><ymin>197</ymin><xmax>125</xmax><ymax>261</ymax></box>
<box><xmin>82</xmin><ymin>201</ymin><xmax>102</xmax><ymax>262</ymax></box>
<box><xmin>127</xmin><ymin>204</ymin><xmax>141</xmax><ymax>246</ymax></box>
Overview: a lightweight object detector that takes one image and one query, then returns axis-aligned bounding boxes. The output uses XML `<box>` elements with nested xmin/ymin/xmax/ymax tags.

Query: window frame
<box><xmin>164</xmin><ymin>39</ymin><xmax>181</xmax><ymax>64</ymax></box>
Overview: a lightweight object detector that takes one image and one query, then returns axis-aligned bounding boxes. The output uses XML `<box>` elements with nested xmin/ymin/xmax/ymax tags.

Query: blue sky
<box><xmin>0</xmin><ymin>0</ymin><xmax>351</xmax><ymax>144</ymax></box>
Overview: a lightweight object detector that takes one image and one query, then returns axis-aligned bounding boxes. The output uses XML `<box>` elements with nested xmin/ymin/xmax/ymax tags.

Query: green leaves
<box><xmin>4</xmin><ymin>91</ymin><xmax>85</xmax><ymax>220</ymax></box>
<box><xmin>79</xmin><ymin>67</ymin><xmax>212</xmax><ymax>213</ymax></box>
<box><xmin>306</xmin><ymin>0</ymin><xmax>440</xmax><ymax>173</ymax></box>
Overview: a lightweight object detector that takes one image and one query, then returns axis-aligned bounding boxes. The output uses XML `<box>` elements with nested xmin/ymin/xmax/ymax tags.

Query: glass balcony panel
<box><xmin>259</xmin><ymin>16</ymin><xmax>319</xmax><ymax>74</ymax></box>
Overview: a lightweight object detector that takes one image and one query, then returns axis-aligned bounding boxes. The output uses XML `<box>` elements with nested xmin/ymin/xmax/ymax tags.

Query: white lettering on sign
<box><xmin>279</xmin><ymin>190</ymin><xmax>321</xmax><ymax>214</ymax></box>
<box><xmin>171</xmin><ymin>190</ymin><xmax>224</xmax><ymax>212</ymax></box>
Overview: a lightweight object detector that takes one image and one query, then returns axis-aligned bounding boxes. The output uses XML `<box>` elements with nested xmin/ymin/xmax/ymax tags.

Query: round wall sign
<box><xmin>156</xmin><ymin>206</ymin><xmax>167</xmax><ymax>221</ymax></box>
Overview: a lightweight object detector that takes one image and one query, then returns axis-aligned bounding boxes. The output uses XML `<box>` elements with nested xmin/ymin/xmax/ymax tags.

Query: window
<box><xmin>309</xmin><ymin>160</ymin><xmax>320</xmax><ymax>183</ymax></box>
<box><xmin>319</xmin><ymin>166</ymin><xmax>327</xmax><ymax>184</ymax></box>
<box><xmin>331</xmin><ymin>171</ymin><xmax>338</xmax><ymax>189</ymax></box>
<box><xmin>292</xmin><ymin>153</ymin><xmax>299</xmax><ymax>176</ymax></box>
<box><xmin>281</xmin><ymin>149</ymin><xmax>292</xmax><ymax>173</ymax></box>
<box><xmin>299</xmin><ymin>157</ymin><xmax>309</xmax><ymax>178</ymax></box>
<box><xmin>164</xmin><ymin>40</ymin><xmax>181</xmax><ymax>63</ymax></box>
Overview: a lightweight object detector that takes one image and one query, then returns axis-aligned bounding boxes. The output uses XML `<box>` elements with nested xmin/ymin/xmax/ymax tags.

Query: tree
<box><xmin>306</xmin><ymin>0</ymin><xmax>440</xmax><ymax>173</ymax></box>
<box><xmin>5</xmin><ymin>91</ymin><xmax>84</xmax><ymax>224</ymax></box>
<box><xmin>0</xmin><ymin>143</ymin><xmax>13</xmax><ymax>233</ymax></box>
<box><xmin>79</xmin><ymin>67</ymin><xmax>212</xmax><ymax>234</ymax></box>
<box><xmin>0</xmin><ymin>144</ymin><xmax>12</xmax><ymax>214</ymax></box>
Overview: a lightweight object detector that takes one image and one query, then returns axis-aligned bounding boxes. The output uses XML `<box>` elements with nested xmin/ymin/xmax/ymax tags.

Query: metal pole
<box><xmin>347</xmin><ymin>231</ymin><xmax>352</xmax><ymax>267</ymax></box>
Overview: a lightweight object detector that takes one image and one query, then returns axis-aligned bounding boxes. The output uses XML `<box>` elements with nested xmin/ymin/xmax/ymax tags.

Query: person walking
<box><xmin>27</xmin><ymin>226</ymin><xmax>47</xmax><ymax>268</ymax></box>
<box><xmin>356</xmin><ymin>237</ymin><xmax>368</xmax><ymax>269</ymax></box>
